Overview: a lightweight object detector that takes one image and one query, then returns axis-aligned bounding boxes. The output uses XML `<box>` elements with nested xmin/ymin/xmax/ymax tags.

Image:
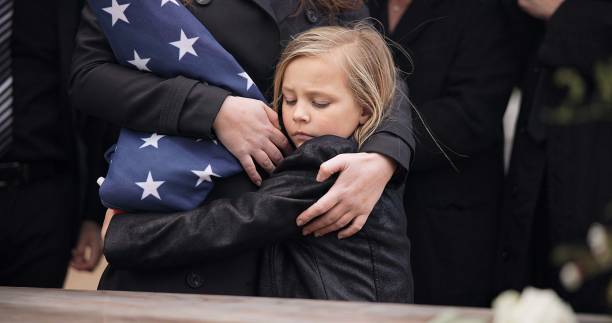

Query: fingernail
<box><xmin>338</xmin><ymin>234</ymin><xmax>345</xmax><ymax>240</ymax></box>
<box><xmin>302</xmin><ymin>229</ymin><xmax>309</xmax><ymax>236</ymax></box>
<box><xmin>314</xmin><ymin>232</ymin><xmax>321</xmax><ymax>238</ymax></box>
<box><xmin>256</xmin><ymin>180</ymin><xmax>262</xmax><ymax>186</ymax></box>
<box><xmin>296</xmin><ymin>219</ymin><xmax>304</xmax><ymax>226</ymax></box>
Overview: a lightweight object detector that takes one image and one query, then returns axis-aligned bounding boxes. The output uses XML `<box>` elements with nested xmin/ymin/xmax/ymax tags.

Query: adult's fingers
<box><xmin>70</xmin><ymin>246</ymin><xmax>87</xmax><ymax>270</ymax></box>
<box><xmin>301</xmin><ymin>201</ymin><xmax>347</xmax><ymax>235</ymax></box>
<box><xmin>86</xmin><ymin>237</ymin><xmax>103</xmax><ymax>270</ymax></box>
<box><xmin>263</xmin><ymin>105</ymin><xmax>280</xmax><ymax>129</ymax></box>
<box><xmin>239</xmin><ymin>155</ymin><xmax>262</xmax><ymax>186</ymax></box>
<box><xmin>296</xmin><ymin>187</ymin><xmax>341</xmax><ymax>226</ymax></box>
<box><xmin>317</xmin><ymin>155</ymin><xmax>349</xmax><ymax>182</ymax></box>
<box><xmin>312</xmin><ymin>212</ymin><xmax>354</xmax><ymax>237</ymax></box>
<box><xmin>269</xmin><ymin>126</ymin><xmax>293</xmax><ymax>156</ymax></box>
<box><xmin>261</xmin><ymin>140</ymin><xmax>284</xmax><ymax>167</ymax></box>
<box><xmin>71</xmin><ymin>260</ymin><xmax>87</xmax><ymax>271</ymax></box>
<box><xmin>253</xmin><ymin>149</ymin><xmax>276</xmax><ymax>174</ymax></box>
<box><xmin>337</xmin><ymin>214</ymin><xmax>368</xmax><ymax>239</ymax></box>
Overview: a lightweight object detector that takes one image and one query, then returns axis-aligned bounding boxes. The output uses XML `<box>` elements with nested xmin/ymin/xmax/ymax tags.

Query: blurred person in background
<box><xmin>496</xmin><ymin>0</ymin><xmax>612</xmax><ymax>313</ymax></box>
<box><xmin>369</xmin><ymin>0</ymin><xmax>516</xmax><ymax>307</ymax></box>
<box><xmin>0</xmin><ymin>0</ymin><xmax>108</xmax><ymax>287</ymax></box>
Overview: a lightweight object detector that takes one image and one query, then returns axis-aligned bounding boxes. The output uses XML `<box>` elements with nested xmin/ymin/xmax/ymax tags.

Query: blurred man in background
<box><xmin>497</xmin><ymin>0</ymin><xmax>612</xmax><ymax>313</ymax></box>
<box><xmin>0</xmin><ymin>0</ymin><xmax>110</xmax><ymax>287</ymax></box>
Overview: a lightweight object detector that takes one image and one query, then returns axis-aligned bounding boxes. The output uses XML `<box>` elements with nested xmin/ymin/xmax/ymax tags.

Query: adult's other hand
<box><xmin>70</xmin><ymin>220</ymin><xmax>103</xmax><ymax>271</ymax></box>
<box><xmin>213</xmin><ymin>96</ymin><xmax>292</xmax><ymax>186</ymax></box>
<box><xmin>297</xmin><ymin>152</ymin><xmax>397</xmax><ymax>239</ymax></box>
<box><xmin>518</xmin><ymin>0</ymin><xmax>564</xmax><ymax>20</ymax></box>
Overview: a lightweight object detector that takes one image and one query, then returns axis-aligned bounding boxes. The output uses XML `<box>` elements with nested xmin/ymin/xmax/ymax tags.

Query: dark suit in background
<box><xmin>496</xmin><ymin>0</ymin><xmax>612</xmax><ymax>313</ymax></box>
<box><xmin>370</xmin><ymin>0</ymin><xmax>516</xmax><ymax>307</ymax></box>
<box><xmin>0</xmin><ymin>0</ymin><xmax>109</xmax><ymax>287</ymax></box>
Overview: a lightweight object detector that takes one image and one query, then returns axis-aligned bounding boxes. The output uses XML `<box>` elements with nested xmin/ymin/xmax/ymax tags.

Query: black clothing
<box><xmin>103</xmin><ymin>136</ymin><xmax>413</xmax><ymax>302</ymax></box>
<box><xmin>496</xmin><ymin>0</ymin><xmax>612</xmax><ymax>313</ymax></box>
<box><xmin>370</xmin><ymin>0</ymin><xmax>515</xmax><ymax>306</ymax></box>
<box><xmin>196</xmin><ymin>0</ymin><xmax>279</xmax><ymax>98</ymax></box>
<box><xmin>0</xmin><ymin>0</ymin><xmax>108</xmax><ymax>287</ymax></box>
<box><xmin>0</xmin><ymin>175</ymin><xmax>77</xmax><ymax>287</ymax></box>
<box><xmin>4</xmin><ymin>0</ymin><xmax>74</xmax><ymax>164</ymax></box>
<box><xmin>71</xmin><ymin>0</ymin><xmax>415</xmax><ymax>294</ymax></box>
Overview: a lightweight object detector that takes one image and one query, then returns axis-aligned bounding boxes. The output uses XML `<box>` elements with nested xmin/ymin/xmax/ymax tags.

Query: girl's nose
<box><xmin>292</xmin><ymin>102</ymin><xmax>310</xmax><ymax>122</ymax></box>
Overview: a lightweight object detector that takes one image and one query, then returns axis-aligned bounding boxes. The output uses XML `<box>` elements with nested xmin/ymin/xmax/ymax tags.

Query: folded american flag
<box><xmin>89</xmin><ymin>0</ymin><xmax>265</xmax><ymax>212</ymax></box>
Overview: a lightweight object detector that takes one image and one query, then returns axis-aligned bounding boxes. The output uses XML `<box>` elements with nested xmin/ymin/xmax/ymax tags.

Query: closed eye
<box><xmin>284</xmin><ymin>97</ymin><xmax>297</xmax><ymax>106</ymax></box>
<box><xmin>312</xmin><ymin>101</ymin><xmax>329</xmax><ymax>108</ymax></box>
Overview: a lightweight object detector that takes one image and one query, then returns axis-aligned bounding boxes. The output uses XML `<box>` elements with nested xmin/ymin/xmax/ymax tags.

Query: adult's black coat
<box><xmin>70</xmin><ymin>0</ymin><xmax>415</xmax><ymax>295</ymax></box>
<box><xmin>495</xmin><ymin>0</ymin><xmax>612</xmax><ymax>313</ymax></box>
<box><xmin>370</xmin><ymin>0</ymin><xmax>515</xmax><ymax>306</ymax></box>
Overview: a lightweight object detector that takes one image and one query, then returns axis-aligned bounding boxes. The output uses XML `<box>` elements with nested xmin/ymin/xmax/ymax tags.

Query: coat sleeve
<box><xmin>69</xmin><ymin>4</ymin><xmax>230</xmax><ymax>139</ymax></box>
<box><xmin>103</xmin><ymin>137</ymin><xmax>355</xmax><ymax>269</ymax></box>
<box><xmin>410</xmin><ymin>2</ymin><xmax>516</xmax><ymax>172</ymax></box>
<box><xmin>361</xmin><ymin>76</ymin><xmax>415</xmax><ymax>172</ymax></box>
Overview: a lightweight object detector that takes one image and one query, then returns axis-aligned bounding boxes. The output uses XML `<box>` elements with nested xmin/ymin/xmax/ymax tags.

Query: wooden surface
<box><xmin>0</xmin><ymin>287</ymin><xmax>609</xmax><ymax>323</ymax></box>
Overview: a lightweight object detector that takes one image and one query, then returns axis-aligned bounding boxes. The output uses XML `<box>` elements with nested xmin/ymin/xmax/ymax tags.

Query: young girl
<box><xmin>104</xmin><ymin>24</ymin><xmax>413</xmax><ymax>302</ymax></box>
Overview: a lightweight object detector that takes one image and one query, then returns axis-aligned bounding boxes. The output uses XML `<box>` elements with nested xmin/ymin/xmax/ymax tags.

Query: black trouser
<box><xmin>0</xmin><ymin>172</ymin><xmax>78</xmax><ymax>288</ymax></box>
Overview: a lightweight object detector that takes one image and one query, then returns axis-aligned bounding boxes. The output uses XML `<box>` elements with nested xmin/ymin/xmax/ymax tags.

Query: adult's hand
<box><xmin>518</xmin><ymin>0</ymin><xmax>564</xmax><ymax>20</ymax></box>
<box><xmin>213</xmin><ymin>96</ymin><xmax>292</xmax><ymax>186</ymax></box>
<box><xmin>101</xmin><ymin>208</ymin><xmax>120</xmax><ymax>242</ymax></box>
<box><xmin>296</xmin><ymin>152</ymin><xmax>397</xmax><ymax>239</ymax></box>
<box><xmin>70</xmin><ymin>220</ymin><xmax>103</xmax><ymax>271</ymax></box>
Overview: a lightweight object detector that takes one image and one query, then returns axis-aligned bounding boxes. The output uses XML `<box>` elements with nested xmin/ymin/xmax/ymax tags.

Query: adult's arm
<box><xmin>104</xmin><ymin>136</ymin><xmax>354</xmax><ymax>269</ymax></box>
<box><xmin>69</xmin><ymin>5</ymin><xmax>229</xmax><ymax>138</ymax></box>
<box><xmin>70</xmin><ymin>5</ymin><xmax>290</xmax><ymax>183</ymax></box>
<box><xmin>361</xmin><ymin>77</ymin><xmax>414</xmax><ymax>172</ymax></box>
<box><xmin>411</xmin><ymin>1</ymin><xmax>516</xmax><ymax>172</ymax></box>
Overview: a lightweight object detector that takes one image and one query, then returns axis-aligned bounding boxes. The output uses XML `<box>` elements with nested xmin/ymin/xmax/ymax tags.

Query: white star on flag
<box><xmin>161</xmin><ymin>0</ymin><xmax>180</xmax><ymax>6</ymax></box>
<box><xmin>192</xmin><ymin>164</ymin><xmax>220</xmax><ymax>187</ymax></box>
<box><xmin>128</xmin><ymin>50</ymin><xmax>151</xmax><ymax>72</ymax></box>
<box><xmin>170</xmin><ymin>29</ymin><xmax>199</xmax><ymax>60</ymax></box>
<box><xmin>135</xmin><ymin>171</ymin><xmax>165</xmax><ymax>200</ymax></box>
<box><xmin>103</xmin><ymin>0</ymin><xmax>130</xmax><ymax>26</ymax></box>
<box><xmin>238</xmin><ymin>72</ymin><xmax>254</xmax><ymax>91</ymax></box>
<box><xmin>140</xmin><ymin>133</ymin><xmax>165</xmax><ymax>148</ymax></box>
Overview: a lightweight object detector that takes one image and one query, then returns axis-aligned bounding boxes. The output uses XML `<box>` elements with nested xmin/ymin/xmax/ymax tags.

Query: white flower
<box><xmin>492</xmin><ymin>287</ymin><xmax>577</xmax><ymax>323</ymax></box>
<box><xmin>587</xmin><ymin>222</ymin><xmax>610</xmax><ymax>264</ymax></box>
<box><xmin>493</xmin><ymin>290</ymin><xmax>521</xmax><ymax>322</ymax></box>
<box><xmin>560</xmin><ymin>262</ymin><xmax>583</xmax><ymax>291</ymax></box>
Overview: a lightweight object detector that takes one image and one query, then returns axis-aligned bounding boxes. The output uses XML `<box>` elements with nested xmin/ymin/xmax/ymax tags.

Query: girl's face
<box><xmin>281</xmin><ymin>53</ymin><xmax>369</xmax><ymax>147</ymax></box>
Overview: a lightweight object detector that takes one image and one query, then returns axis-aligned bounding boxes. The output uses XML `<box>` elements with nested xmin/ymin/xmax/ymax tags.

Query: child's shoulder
<box><xmin>275</xmin><ymin>135</ymin><xmax>357</xmax><ymax>173</ymax></box>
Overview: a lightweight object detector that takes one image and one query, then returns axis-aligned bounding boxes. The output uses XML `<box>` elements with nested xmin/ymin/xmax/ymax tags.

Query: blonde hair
<box><xmin>272</xmin><ymin>23</ymin><xmax>397</xmax><ymax>147</ymax></box>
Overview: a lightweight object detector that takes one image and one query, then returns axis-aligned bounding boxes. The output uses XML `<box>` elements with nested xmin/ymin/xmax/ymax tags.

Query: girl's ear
<box><xmin>359</xmin><ymin>107</ymin><xmax>371</xmax><ymax>125</ymax></box>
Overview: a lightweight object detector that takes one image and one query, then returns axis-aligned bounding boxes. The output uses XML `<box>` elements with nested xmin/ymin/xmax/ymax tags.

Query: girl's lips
<box><xmin>292</xmin><ymin>133</ymin><xmax>314</xmax><ymax>142</ymax></box>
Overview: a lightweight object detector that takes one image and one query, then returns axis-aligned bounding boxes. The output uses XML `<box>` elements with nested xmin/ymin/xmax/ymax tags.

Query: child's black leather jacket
<box><xmin>104</xmin><ymin>135</ymin><xmax>413</xmax><ymax>302</ymax></box>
